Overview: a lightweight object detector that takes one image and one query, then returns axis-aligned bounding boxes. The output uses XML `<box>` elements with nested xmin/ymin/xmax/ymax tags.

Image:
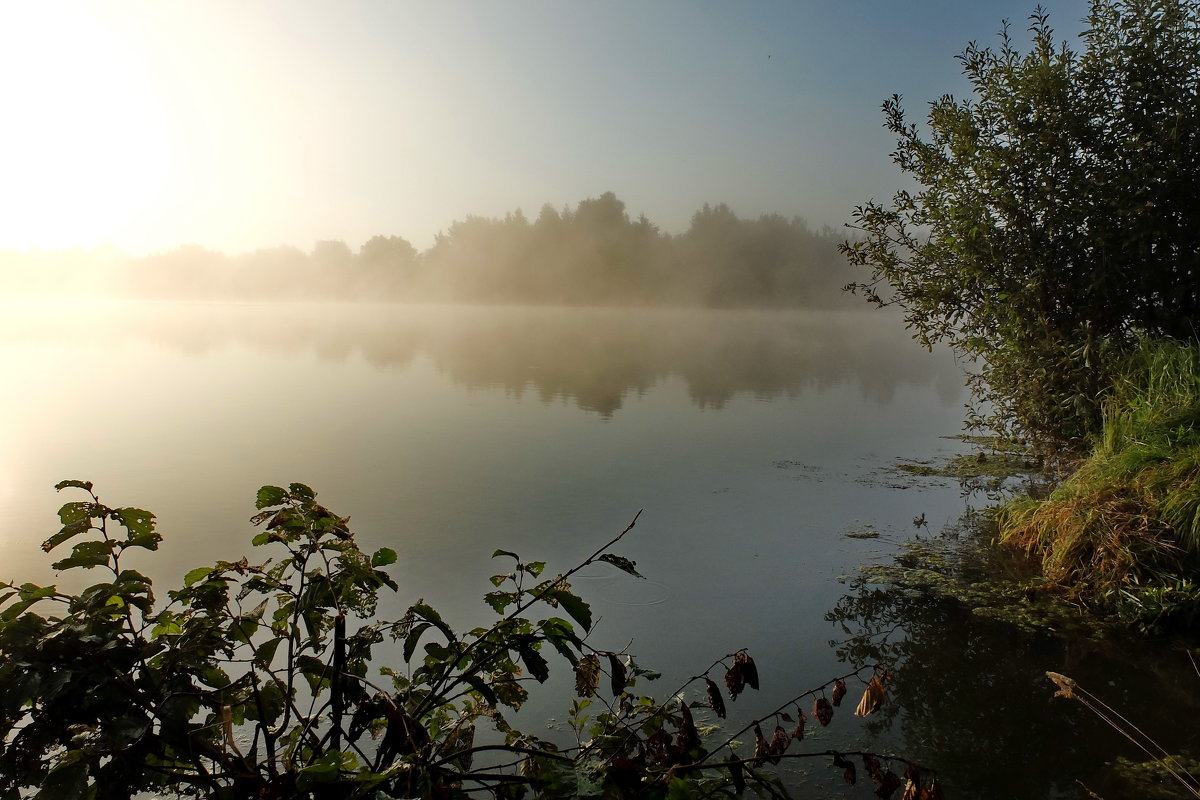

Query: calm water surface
<box><xmin>0</xmin><ymin>301</ymin><xmax>1193</xmax><ymax>798</ymax></box>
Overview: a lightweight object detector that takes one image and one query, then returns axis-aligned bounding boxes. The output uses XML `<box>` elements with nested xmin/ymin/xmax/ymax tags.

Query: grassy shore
<box><xmin>998</xmin><ymin>338</ymin><xmax>1200</xmax><ymax>632</ymax></box>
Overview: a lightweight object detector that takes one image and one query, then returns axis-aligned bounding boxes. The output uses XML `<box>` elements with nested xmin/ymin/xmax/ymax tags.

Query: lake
<box><xmin>0</xmin><ymin>301</ymin><xmax>1194</xmax><ymax>798</ymax></box>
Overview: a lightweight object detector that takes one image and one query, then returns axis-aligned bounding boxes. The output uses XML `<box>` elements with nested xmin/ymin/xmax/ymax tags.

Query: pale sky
<box><xmin>0</xmin><ymin>0</ymin><xmax>1090</xmax><ymax>256</ymax></box>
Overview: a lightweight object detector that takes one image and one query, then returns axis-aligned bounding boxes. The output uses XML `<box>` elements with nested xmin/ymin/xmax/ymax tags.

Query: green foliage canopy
<box><xmin>842</xmin><ymin>0</ymin><xmax>1200</xmax><ymax>449</ymax></box>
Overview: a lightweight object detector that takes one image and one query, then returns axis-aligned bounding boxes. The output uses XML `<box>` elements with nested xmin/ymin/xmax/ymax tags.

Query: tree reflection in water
<box><xmin>826</xmin><ymin>516</ymin><xmax>1200</xmax><ymax>800</ymax></box>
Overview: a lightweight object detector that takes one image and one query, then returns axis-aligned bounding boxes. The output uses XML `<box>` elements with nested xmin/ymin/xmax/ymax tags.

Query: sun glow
<box><xmin>0</xmin><ymin>5</ymin><xmax>173</xmax><ymax>251</ymax></box>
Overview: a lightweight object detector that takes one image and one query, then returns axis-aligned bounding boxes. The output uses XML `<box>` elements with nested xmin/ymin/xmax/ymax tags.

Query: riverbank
<box><xmin>997</xmin><ymin>338</ymin><xmax>1200</xmax><ymax>634</ymax></box>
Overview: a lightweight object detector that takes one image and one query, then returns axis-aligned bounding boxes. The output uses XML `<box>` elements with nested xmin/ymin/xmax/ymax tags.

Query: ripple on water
<box><xmin>574</xmin><ymin>563</ymin><xmax>672</xmax><ymax>605</ymax></box>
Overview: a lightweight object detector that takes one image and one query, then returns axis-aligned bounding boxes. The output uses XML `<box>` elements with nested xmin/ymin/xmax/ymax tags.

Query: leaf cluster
<box><xmin>1</xmin><ymin>483</ymin><xmax>938</xmax><ymax>799</ymax></box>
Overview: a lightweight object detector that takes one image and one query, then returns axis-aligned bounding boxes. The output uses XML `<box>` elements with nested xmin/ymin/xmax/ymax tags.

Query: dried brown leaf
<box><xmin>676</xmin><ymin>699</ymin><xmax>701</xmax><ymax>754</ymax></box>
<box><xmin>607</xmin><ymin>653</ymin><xmax>627</xmax><ymax>697</ymax></box>
<box><xmin>791</xmin><ymin>708</ymin><xmax>807</xmax><ymax>741</ymax></box>
<box><xmin>919</xmin><ymin>778</ymin><xmax>946</xmax><ymax>800</ymax></box>
<box><xmin>768</xmin><ymin>725</ymin><xmax>789</xmax><ymax>762</ymax></box>
<box><xmin>646</xmin><ymin>730</ymin><xmax>672</xmax><ymax>765</ymax></box>
<box><xmin>875</xmin><ymin>770</ymin><xmax>903</xmax><ymax>799</ymax></box>
<box><xmin>814</xmin><ymin>697</ymin><xmax>833</xmax><ymax>726</ymax></box>
<box><xmin>833</xmin><ymin>753</ymin><xmax>856</xmax><ymax>785</ymax></box>
<box><xmin>729</xmin><ymin>759</ymin><xmax>746</xmax><ymax>795</ymax></box>
<box><xmin>854</xmin><ymin>675</ymin><xmax>887</xmax><ymax>717</ymax></box>
<box><xmin>1046</xmin><ymin>670</ymin><xmax>1077</xmax><ymax>699</ymax></box>
<box><xmin>752</xmin><ymin>724</ymin><xmax>769</xmax><ymax>766</ymax></box>
<box><xmin>574</xmin><ymin>654</ymin><xmax>601</xmax><ymax>698</ymax></box>
<box><xmin>736</xmin><ymin>652</ymin><xmax>760</xmax><ymax>691</ymax></box>
<box><xmin>902</xmin><ymin>779</ymin><xmax>920</xmax><ymax>800</ymax></box>
<box><xmin>862</xmin><ymin>755</ymin><xmax>885</xmax><ymax>783</ymax></box>
<box><xmin>725</xmin><ymin>661</ymin><xmax>745</xmax><ymax>701</ymax></box>
<box><xmin>705</xmin><ymin>677</ymin><xmax>726</xmax><ymax>719</ymax></box>
<box><xmin>832</xmin><ymin>678</ymin><xmax>847</xmax><ymax>707</ymax></box>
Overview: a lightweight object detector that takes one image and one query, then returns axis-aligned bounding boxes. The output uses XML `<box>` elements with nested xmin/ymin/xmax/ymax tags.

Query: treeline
<box><xmin>1</xmin><ymin>194</ymin><xmax>856</xmax><ymax>307</ymax></box>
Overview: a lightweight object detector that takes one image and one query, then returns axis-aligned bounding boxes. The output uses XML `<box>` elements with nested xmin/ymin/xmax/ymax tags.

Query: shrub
<box><xmin>842</xmin><ymin>0</ymin><xmax>1200</xmax><ymax>452</ymax></box>
<box><xmin>0</xmin><ymin>481</ymin><xmax>939</xmax><ymax>799</ymax></box>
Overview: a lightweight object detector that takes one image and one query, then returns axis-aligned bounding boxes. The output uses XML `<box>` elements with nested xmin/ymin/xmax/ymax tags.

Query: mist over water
<box><xmin>0</xmin><ymin>299</ymin><xmax>966</xmax><ymax>622</ymax></box>
<box><xmin>1</xmin><ymin>299</ymin><xmax>1190</xmax><ymax>797</ymax></box>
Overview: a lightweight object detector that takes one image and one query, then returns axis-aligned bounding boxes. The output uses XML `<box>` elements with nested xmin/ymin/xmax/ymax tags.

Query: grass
<box><xmin>997</xmin><ymin>337</ymin><xmax>1200</xmax><ymax>630</ymax></box>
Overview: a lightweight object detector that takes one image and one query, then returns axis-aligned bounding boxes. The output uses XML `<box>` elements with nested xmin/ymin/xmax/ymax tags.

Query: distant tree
<box><xmin>359</xmin><ymin>235</ymin><xmax>417</xmax><ymax>268</ymax></box>
<box><xmin>358</xmin><ymin>235</ymin><xmax>419</xmax><ymax>298</ymax></box>
<box><xmin>130</xmin><ymin>245</ymin><xmax>230</xmax><ymax>299</ymax></box>
<box><xmin>236</xmin><ymin>246</ymin><xmax>311</xmax><ymax>298</ymax></box>
<box><xmin>842</xmin><ymin>0</ymin><xmax>1200</xmax><ymax>450</ymax></box>
<box><xmin>572</xmin><ymin>191</ymin><xmax>628</xmax><ymax>235</ymax></box>
<box><xmin>311</xmin><ymin>240</ymin><xmax>354</xmax><ymax>269</ymax></box>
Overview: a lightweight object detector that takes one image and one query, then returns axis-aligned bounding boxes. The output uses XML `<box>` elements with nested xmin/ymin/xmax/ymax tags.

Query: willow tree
<box><xmin>842</xmin><ymin>0</ymin><xmax>1200</xmax><ymax>451</ymax></box>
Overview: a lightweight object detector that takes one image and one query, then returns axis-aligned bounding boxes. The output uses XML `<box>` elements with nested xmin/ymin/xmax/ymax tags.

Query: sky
<box><xmin>0</xmin><ymin>0</ymin><xmax>1092</xmax><ymax>256</ymax></box>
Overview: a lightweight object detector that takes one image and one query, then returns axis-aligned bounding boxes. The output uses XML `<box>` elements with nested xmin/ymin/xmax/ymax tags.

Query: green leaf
<box><xmin>198</xmin><ymin>665</ymin><xmax>230</xmax><ymax>689</ymax></box>
<box><xmin>58</xmin><ymin>501</ymin><xmax>98</xmax><ymax>525</ymax></box>
<box><xmin>184</xmin><ymin>567</ymin><xmax>213</xmax><ymax>586</ymax></box>
<box><xmin>255</xmin><ymin>485</ymin><xmax>288</xmax><ymax>510</ymax></box>
<box><xmin>371</xmin><ymin>547</ymin><xmax>397</xmax><ymax>567</ymax></box>
<box><xmin>42</xmin><ymin>520</ymin><xmax>93</xmax><ymax>552</ymax></box>
<box><xmin>598</xmin><ymin>553</ymin><xmax>644</xmax><ymax>578</ymax></box>
<box><xmin>411</xmin><ymin>602</ymin><xmax>455</xmax><ymax>640</ymax></box>
<box><xmin>484</xmin><ymin>591</ymin><xmax>515</xmax><ymax>614</ymax></box>
<box><xmin>403</xmin><ymin>622</ymin><xmax>432</xmax><ymax>662</ymax></box>
<box><xmin>55</xmin><ymin>479</ymin><xmax>94</xmax><ymax>493</ymax></box>
<box><xmin>152</xmin><ymin>619</ymin><xmax>183</xmax><ymax>637</ymax></box>
<box><xmin>288</xmin><ymin>483</ymin><xmax>315</xmax><ymax>501</ymax></box>
<box><xmin>524</xmin><ymin>561</ymin><xmax>546</xmax><ymax>577</ymax></box>
<box><xmin>51</xmin><ymin>540</ymin><xmax>114</xmax><ymax>571</ymax></box>
<box><xmin>491</xmin><ymin>549</ymin><xmax>520</xmax><ymax>561</ymax></box>
<box><xmin>489</xmin><ymin>573</ymin><xmax>513</xmax><ymax>587</ymax></box>
<box><xmin>463</xmin><ymin>674</ymin><xmax>499</xmax><ymax>706</ymax></box>
<box><xmin>0</xmin><ymin>583</ymin><xmax>58</xmax><ymax>620</ymax></box>
<box><xmin>546</xmin><ymin>589</ymin><xmax>592</xmax><ymax>632</ymax></box>
<box><xmin>254</xmin><ymin>637</ymin><xmax>282</xmax><ymax>667</ymax></box>
<box><xmin>542</xmin><ymin>631</ymin><xmax>580</xmax><ymax>666</ymax></box>
<box><xmin>517</xmin><ymin>645</ymin><xmax>550</xmax><ymax>683</ymax></box>
<box><xmin>40</xmin><ymin>758</ymin><xmax>89</xmax><ymax>800</ymax></box>
<box><xmin>297</xmin><ymin>750</ymin><xmax>357</xmax><ymax>787</ymax></box>
<box><xmin>112</xmin><ymin>507</ymin><xmax>156</xmax><ymax>537</ymax></box>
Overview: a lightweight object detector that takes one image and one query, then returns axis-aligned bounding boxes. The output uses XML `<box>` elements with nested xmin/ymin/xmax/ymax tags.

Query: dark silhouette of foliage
<box><xmin>842</xmin><ymin>0</ymin><xmax>1200</xmax><ymax>452</ymax></box>
<box><xmin>0</xmin><ymin>481</ymin><xmax>937</xmax><ymax>799</ymax></box>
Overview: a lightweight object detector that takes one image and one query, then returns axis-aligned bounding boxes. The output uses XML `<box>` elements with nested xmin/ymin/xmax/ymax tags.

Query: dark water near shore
<box><xmin>0</xmin><ymin>301</ymin><xmax>1194</xmax><ymax>798</ymax></box>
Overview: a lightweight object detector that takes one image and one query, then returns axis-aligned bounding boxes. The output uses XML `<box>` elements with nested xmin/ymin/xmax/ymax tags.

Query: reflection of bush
<box><xmin>0</xmin><ymin>306</ymin><xmax>962</xmax><ymax>417</ymax></box>
<box><xmin>827</xmin><ymin>519</ymin><xmax>1200</xmax><ymax>799</ymax></box>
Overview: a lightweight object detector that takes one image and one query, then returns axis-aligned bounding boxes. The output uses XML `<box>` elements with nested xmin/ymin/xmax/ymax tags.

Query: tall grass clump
<box><xmin>998</xmin><ymin>337</ymin><xmax>1200</xmax><ymax>630</ymax></box>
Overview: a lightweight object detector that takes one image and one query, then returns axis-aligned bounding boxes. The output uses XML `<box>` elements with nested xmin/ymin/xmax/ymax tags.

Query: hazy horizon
<box><xmin>1</xmin><ymin>1</ymin><xmax>1090</xmax><ymax>258</ymax></box>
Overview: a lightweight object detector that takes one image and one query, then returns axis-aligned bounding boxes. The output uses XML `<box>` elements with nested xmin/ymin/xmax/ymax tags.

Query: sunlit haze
<box><xmin>0</xmin><ymin>0</ymin><xmax>1088</xmax><ymax>256</ymax></box>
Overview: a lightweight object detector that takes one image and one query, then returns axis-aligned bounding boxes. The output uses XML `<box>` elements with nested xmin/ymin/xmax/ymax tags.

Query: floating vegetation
<box><xmin>843</xmin><ymin>526</ymin><xmax>881</xmax><ymax>540</ymax></box>
<box><xmin>857</xmin><ymin>511</ymin><xmax>1112</xmax><ymax>636</ymax></box>
<box><xmin>893</xmin><ymin>450</ymin><xmax>1037</xmax><ymax>483</ymax></box>
<box><xmin>1106</xmin><ymin>755</ymin><xmax>1200</xmax><ymax>800</ymax></box>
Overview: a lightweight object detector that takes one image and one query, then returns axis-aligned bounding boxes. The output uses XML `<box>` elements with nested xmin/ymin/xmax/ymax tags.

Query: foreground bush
<box><xmin>0</xmin><ymin>482</ymin><xmax>938</xmax><ymax>799</ymax></box>
<box><xmin>999</xmin><ymin>338</ymin><xmax>1200</xmax><ymax>630</ymax></box>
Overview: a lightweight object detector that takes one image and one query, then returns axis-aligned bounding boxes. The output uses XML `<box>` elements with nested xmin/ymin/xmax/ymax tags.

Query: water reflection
<box><xmin>827</xmin><ymin>527</ymin><xmax>1200</xmax><ymax>799</ymax></box>
<box><xmin>0</xmin><ymin>302</ymin><xmax>962</xmax><ymax>415</ymax></box>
